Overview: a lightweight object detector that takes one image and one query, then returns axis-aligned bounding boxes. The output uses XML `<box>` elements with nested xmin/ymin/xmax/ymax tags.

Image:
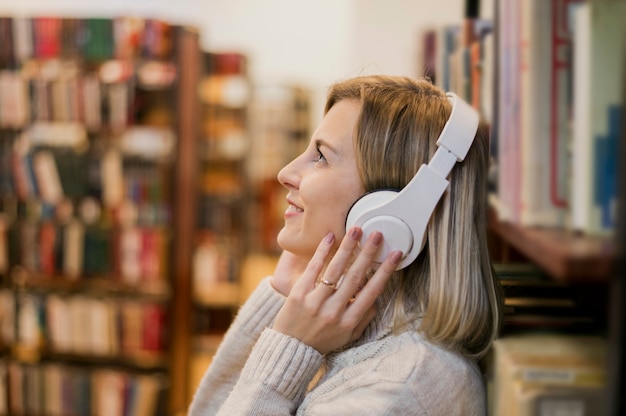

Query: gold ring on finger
<box><xmin>319</xmin><ymin>278</ymin><xmax>338</xmax><ymax>290</ymax></box>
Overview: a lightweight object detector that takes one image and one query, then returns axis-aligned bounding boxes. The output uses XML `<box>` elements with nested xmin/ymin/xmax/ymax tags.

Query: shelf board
<box><xmin>11</xmin><ymin>344</ymin><xmax>168</xmax><ymax>369</ymax></box>
<box><xmin>10</xmin><ymin>272</ymin><xmax>171</xmax><ymax>301</ymax></box>
<box><xmin>488</xmin><ymin>209</ymin><xmax>616</xmax><ymax>282</ymax></box>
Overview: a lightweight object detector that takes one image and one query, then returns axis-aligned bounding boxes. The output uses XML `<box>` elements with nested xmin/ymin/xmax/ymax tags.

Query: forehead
<box><xmin>314</xmin><ymin>99</ymin><xmax>361</xmax><ymax>152</ymax></box>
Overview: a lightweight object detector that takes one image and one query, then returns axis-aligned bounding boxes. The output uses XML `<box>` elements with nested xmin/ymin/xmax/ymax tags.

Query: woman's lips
<box><xmin>284</xmin><ymin>201</ymin><xmax>304</xmax><ymax>217</ymax></box>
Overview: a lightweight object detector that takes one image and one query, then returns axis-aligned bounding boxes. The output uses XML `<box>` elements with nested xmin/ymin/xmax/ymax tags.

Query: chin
<box><xmin>276</xmin><ymin>227</ymin><xmax>316</xmax><ymax>258</ymax></box>
<box><xmin>276</xmin><ymin>227</ymin><xmax>295</xmax><ymax>252</ymax></box>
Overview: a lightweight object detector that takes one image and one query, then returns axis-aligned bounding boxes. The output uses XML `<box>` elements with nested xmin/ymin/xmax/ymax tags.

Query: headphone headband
<box><xmin>428</xmin><ymin>93</ymin><xmax>480</xmax><ymax>181</ymax></box>
<box><xmin>345</xmin><ymin>92</ymin><xmax>480</xmax><ymax>270</ymax></box>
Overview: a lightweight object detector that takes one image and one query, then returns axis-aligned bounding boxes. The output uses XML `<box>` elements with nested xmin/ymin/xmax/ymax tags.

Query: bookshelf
<box><xmin>187</xmin><ymin>51</ymin><xmax>250</xmax><ymax>405</ymax></box>
<box><xmin>187</xmin><ymin>59</ymin><xmax>313</xmax><ymax>401</ymax></box>
<box><xmin>487</xmin><ymin>208</ymin><xmax>615</xmax><ymax>283</ymax></box>
<box><xmin>192</xmin><ymin>51</ymin><xmax>250</xmax><ymax>309</ymax></box>
<box><xmin>607</xmin><ymin>5</ymin><xmax>626</xmax><ymax>413</ymax></box>
<box><xmin>419</xmin><ymin>0</ymin><xmax>624</xmax><ymax>413</ymax></box>
<box><xmin>0</xmin><ymin>16</ymin><xmax>201</xmax><ymax>416</ymax></box>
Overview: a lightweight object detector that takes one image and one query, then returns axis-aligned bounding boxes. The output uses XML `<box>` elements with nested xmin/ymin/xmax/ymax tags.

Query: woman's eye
<box><xmin>314</xmin><ymin>148</ymin><xmax>327</xmax><ymax>163</ymax></box>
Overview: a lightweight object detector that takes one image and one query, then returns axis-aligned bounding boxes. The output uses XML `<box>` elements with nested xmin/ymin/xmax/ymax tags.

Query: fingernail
<box><xmin>325</xmin><ymin>232</ymin><xmax>335</xmax><ymax>244</ymax></box>
<box><xmin>390</xmin><ymin>251</ymin><xmax>403</xmax><ymax>263</ymax></box>
<box><xmin>370</xmin><ymin>231</ymin><xmax>382</xmax><ymax>245</ymax></box>
<box><xmin>349</xmin><ymin>227</ymin><xmax>361</xmax><ymax>240</ymax></box>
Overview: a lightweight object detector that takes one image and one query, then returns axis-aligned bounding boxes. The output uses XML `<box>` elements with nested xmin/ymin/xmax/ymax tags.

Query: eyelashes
<box><xmin>313</xmin><ymin>147</ymin><xmax>327</xmax><ymax>163</ymax></box>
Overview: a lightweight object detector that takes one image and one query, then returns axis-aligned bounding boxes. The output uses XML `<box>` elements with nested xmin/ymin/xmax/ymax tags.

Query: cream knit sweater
<box><xmin>188</xmin><ymin>277</ymin><xmax>486</xmax><ymax>415</ymax></box>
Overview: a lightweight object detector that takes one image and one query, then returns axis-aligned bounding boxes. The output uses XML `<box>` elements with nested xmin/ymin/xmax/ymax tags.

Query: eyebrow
<box><xmin>314</xmin><ymin>139</ymin><xmax>338</xmax><ymax>155</ymax></box>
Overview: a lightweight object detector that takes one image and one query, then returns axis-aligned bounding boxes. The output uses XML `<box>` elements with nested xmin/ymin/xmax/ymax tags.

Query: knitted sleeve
<box><xmin>216</xmin><ymin>328</ymin><xmax>324</xmax><ymax>415</ymax></box>
<box><xmin>188</xmin><ymin>277</ymin><xmax>286</xmax><ymax>416</ymax></box>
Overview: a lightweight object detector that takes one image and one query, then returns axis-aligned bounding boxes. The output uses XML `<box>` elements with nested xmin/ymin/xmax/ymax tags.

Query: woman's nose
<box><xmin>277</xmin><ymin>157</ymin><xmax>300</xmax><ymax>189</ymax></box>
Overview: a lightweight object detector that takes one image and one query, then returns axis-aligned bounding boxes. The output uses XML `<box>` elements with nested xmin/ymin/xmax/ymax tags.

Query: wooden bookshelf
<box><xmin>0</xmin><ymin>17</ymin><xmax>202</xmax><ymax>416</ymax></box>
<box><xmin>488</xmin><ymin>208</ymin><xmax>616</xmax><ymax>283</ymax></box>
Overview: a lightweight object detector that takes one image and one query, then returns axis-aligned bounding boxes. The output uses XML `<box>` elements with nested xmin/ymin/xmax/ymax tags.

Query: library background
<box><xmin>0</xmin><ymin>0</ymin><xmax>623</xmax><ymax>415</ymax></box>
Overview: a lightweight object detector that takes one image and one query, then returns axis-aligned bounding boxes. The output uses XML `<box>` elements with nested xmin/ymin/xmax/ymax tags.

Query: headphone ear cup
<box><xmin>346</xmin><ymin>190</ymin><xmax>415</xmax><ymax>268</ymax></box>
<box><xmin>345</xmin><ymin>190</ymin><xmax>399</xmax><ymax>230</ymax></box>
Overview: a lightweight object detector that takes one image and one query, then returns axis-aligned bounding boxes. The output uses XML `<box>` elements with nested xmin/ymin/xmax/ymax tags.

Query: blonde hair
<box><xmin>325</xmin><ymin>75</ymin><xmax>503</xmax><ymax>358</ymax></box>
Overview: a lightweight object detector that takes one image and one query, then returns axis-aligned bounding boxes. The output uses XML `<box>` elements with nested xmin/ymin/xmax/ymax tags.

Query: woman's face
<box><xmin>276</xmin><ymin>99</ymin><xmax>365</xmax><ymax>258</ymax></box>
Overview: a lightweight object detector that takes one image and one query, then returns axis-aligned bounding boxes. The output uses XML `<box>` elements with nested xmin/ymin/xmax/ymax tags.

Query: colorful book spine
<box><xmin>571</xmin><ymin>0</ymin><xmax>625</xmax><ymax>235</ymax></box>
<box><xmin>0</xmin><ymin>17</ymin><xmax>15</xmax><ymax>69</ymax></box>
<box><xmin>82</xmin><ymin>18</ymin><xmax>114</xmax><ymax>62</ymax></box>
<box><xmin>517</xmin><ymin>0</ymin><xmax>573</xmax><ymax>227</ymax></box>
<box><xmin>32</xmin><ymin>17</ymin><xmax>62</xmax><ymax>59</ymax></box>
<box><xmin>496</xmin><ymin>0</ymin><xmax>522</xmax><ymax>222</ymax></box>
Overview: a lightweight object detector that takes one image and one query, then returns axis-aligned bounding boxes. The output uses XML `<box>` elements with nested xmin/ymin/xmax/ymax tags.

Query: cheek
<box><xmin>310</xmin><ymin>185</ymin><xmax>361</xmax><ymax>230</ymax></box>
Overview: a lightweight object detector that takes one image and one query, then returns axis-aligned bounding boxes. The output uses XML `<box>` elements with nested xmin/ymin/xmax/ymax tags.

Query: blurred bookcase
<box><xmin>0</xmin><ymin>16</ymin><xmax>201</xmax><ymax>415</ymax></box>
<box><xmin>187</xmin><ymin>50</ymin><xmax>313</xmax><ymax>402</ymax></box>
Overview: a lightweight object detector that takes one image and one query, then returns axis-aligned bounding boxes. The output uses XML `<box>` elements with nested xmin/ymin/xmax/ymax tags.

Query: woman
<box><xmin>189</xmin><ymin>75</ymin><xmax>502</xmax><ymax>415</ymax></box>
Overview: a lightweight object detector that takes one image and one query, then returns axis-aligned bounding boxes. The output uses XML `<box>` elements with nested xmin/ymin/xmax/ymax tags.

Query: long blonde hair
<box><xmin>325</xmin><ymin>75</ymin><xmax>502</xmax><ymax>358</ymax></box>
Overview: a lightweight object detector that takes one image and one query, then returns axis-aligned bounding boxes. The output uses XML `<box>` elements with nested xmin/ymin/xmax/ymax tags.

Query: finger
<box><xmin>332</xmin><ymin>230</ymin><xmax>384</xmax><ymax>304</ymax></box>
<box><xmin>291</xmin><ymin>232</ymin><xmax>335</xmax><ymax>296</ymax></box>
<box><xmin>318</xmin><ymin>226</ymin><xmax>362</xmax><ymax>289</ymax></box>
<box><xmin>349</xmin><ymin>304</ymin><xmax>377</xmax><ymax>342</ymax></box>
<box><xmin>344</xmin><ymin>250</ymin><xmax>402</xmax><ymax>320</ymax></box>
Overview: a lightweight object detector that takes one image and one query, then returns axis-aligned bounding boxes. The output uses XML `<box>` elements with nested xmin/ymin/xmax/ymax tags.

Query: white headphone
<box><xmin>345</xmin><ymin>92</ymin><xmax>479</xmax><ymax>270</ymax></box>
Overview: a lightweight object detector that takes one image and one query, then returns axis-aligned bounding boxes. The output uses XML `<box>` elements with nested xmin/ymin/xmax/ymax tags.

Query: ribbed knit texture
<box><xmin>188</xmin><ymin>277</ymin><xmax>486</xmax><ymax>415</ymax></box>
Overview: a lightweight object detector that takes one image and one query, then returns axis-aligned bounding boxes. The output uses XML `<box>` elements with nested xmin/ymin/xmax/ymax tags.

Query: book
<box><xmin>7</xmin><ymin>362</ymin><xmax>24</xmax><ymax>415</ymax></box>
<box><xmin>480</xmin><ymin>30</ymin><xmax>495</xmax><ymax>124</ymax></box>
<box><xmin>88</xmin><ymin>297</ymin><xmax>115</xmax><ymax>356</ymax></box>
<box><xmin>490</xmin><ymin>333</ymin><xmax>608</xmax><ymax>416</ymax></box>
<box><xmin>499</xmin><ymin>0</ymin><xmax>579</xmax><ymax>227</ymax></box>
<box><xmin>60</xmin><ymin>18</ymin><xmax>81</xmax><ymax>59</ymax></box>
<box><xmin>142</xmin><ymin>303</ymin><xmax>166</xmax><ymax>353</ymax></box>
<box><xmin>0</xmin><ymin>70</ymin><xmax>29</xmax><ymax>128</ymax></box>
<box><xmin>420</xmin><ymin>28</ymin><xmax>437</xmax><ymax>83</ymax></box>
<box><xmin>0</xmin><ymin>361</ymin><xmax>7</xmax><ymax>415</ymax></box>
<box><xmin>12</xmin><ymin>17</ymin><xmax>33</xmax><ymax>64</ymax></box>
<box><xmin>32</xmin><ymin>150</ymin><xmax>64</xmax><ymax>205</ymax></box>
<box><xmin>42</xmin><ymin>363</ymin><xmax>63</xmax><ymax>415</ymax></box>
<box><xmin>92</xmin><ymin>369</ymin><xmax>126</xmax><ymax>416</ymax></box>
<box><xmin>125</xmin><ymin>374</ymin><xmax>166</xmax><ymax>416</ymax></box>
<box><xmin>0</xmin><ymin>17</ymin><xmax>15</xmax><ymax>69</ymax></box>
<box><xmin>570</xmin><ymin>0</ymin><xmax>625</xmax><ymax>235</ymax></box>
<box><xmin>46</xmin><ymin>294</ymin><xmax>72</xmax><ymax>353</ymax></box>
<box><xmin>494</xmin><ymin>0</ymin><xmax>522</xmax><ymax>222</ymax></box>
<box><xmin>22</xmin><ymin>364</ymin><xmax>43</xmax><ymax>415</ymax></box>
<box><xmin>114</xmin><ymin>17</ymin><xmax>144</xmax><ymax>60</ymax></box>
<box><xmin>81</xmin><ymin>18</ymin><xmax>114</xmax><ymax>62</ymax></box>
<box><xmin>0</xmin><ymin>290</ymin><xmax>15</xmax><ymax>347</ymax></box>
<box><xmin>32</xmin><ymin>17</ymin><xmax>62</xmax><ymax>59</ymax></box>
<box><xmin>0</xmin><ymin>215</ymin><xmax>7</xmax><ymax>275</ymax></box>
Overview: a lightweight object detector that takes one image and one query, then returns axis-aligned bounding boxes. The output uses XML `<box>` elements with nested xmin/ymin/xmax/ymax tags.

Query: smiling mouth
<box><xmin>286</xmin><ymin>203</ymin><xmax>304</xmax><ymax>213</ymax></box>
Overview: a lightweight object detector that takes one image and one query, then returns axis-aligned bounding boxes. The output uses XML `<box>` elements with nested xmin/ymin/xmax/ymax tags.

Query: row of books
<box><xmin>489</xmin><ymin>262</ymin><xmax>609</xmax><ymax>415</ymax></box>
<box><xmin>0</xmin><ymin>360</ymin><xmax>167</xmax><ymax>416</ymax></box>
<box><xmin>0</xmin><ymin>68</ymin><xmax>130</xmax><ymax>131</ymax></box>
<box><xmin>0</xmin><ymin>290</ymin><xmax>168</xmax><ymax>360</ymax></box>
<box><xmin>194</xmin><ymin>49</ymin><xmax>252</xmax><ymax>311</ymax></box>
<box><xmin>495</xmin><ymin>262</ymin><xmax>606</xmax><ymax>334</ymax></box>
<box><xmin>0</xmin><ymin>61</ymin><xmax>177</xmax><ymax>130</ymax></box>
<box><xmin>488</xmin><ymin>333</ymin><xmax>607</xmax><ymax>416</ymax></box>
<box><xmin>421</xmin><ymin>0</ymin><xmax>624</xmax><ymax>235</ymax></box>
<box><xmin>3</xmin><ymin>139</ymin><xmax>173</xmax><ymax>223</ymax></box>
<box><xmin>0</xmin><ymin>16</ymin><xmax>175</xmax><ymax>69</ymax></box>
<box><xmin>1</xmin><ymin>219</ymin><xmax>171</xmax><ymax>285</ymax></box>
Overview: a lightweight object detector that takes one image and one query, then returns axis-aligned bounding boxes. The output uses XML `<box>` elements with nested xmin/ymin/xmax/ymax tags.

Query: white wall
<box><xmin>0</xmin><ymin>0</ymin><xmax>463</xmax><ymax>120</ymax></box>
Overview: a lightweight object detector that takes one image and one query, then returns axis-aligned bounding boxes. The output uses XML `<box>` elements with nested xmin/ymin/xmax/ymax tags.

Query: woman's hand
<box><xmin>272</xmin><ymin>227</ymin><xmax>402</xmax><ymax>355</ymax></box>
<box><xmin>270</xmin><ymin>250</ymin><xmax>309</xmax><ymax>297</ymax></box>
